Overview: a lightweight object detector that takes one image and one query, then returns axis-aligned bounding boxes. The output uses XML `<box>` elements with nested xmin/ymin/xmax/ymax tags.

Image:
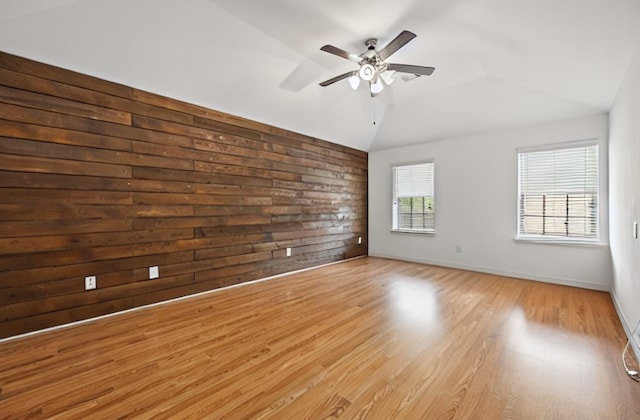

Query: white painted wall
<box><xmin>609</xmin><ymin>48</ymin><xmax>640</xmax><ymax>343</ymax></box>
<box><xmin>369</xmin><ymin>114</ymin><xmax>611</xmax><ymax>290</ymax></box>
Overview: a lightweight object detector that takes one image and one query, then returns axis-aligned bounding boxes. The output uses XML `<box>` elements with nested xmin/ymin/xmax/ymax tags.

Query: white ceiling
<box><xmin>1</xmin><ymin>0</ymin><xmax>639</xmax><ymax>151</ymax></box>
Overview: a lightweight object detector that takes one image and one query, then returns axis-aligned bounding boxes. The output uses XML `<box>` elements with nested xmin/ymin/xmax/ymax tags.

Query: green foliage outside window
<box><xmin>397</xmin><ymin>196</ymin><xmax>434</xmax><ymax>230</ymax></box>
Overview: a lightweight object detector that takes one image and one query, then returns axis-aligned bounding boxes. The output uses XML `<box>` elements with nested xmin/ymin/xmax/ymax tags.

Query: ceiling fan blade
<box><xmin>320</xmin><ymin>45</ymin><xmax>362</xmax><ymax>64</ymax></box>
<box><xmin>319</xmin><ymin>71</ymin><xmax>358</xmax><ymax>87</ymax></box>
<box><xmin>400</xmin><ymin>74</ymin><xmax>420</xmax><ymax>82</ymax></box>
<box><xmin>387</xmin><ymin>63</ymin><xmax>435</xmax><ymax>76</ymax></box>
<box><xmin>377</xmin><ymin>30</ymin><xmax>417</xmax><ymax>61</ymax></box>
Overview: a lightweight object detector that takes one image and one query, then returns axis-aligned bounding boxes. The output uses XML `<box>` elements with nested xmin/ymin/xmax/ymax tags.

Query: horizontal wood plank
<box><xmin>0</xmin><ymin>84</ymin><xmax>132</xmax><ymax>125</ymax></box>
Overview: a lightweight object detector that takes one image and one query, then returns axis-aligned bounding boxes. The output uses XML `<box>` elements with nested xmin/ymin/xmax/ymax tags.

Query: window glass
<box><xmin>518</xmin><ymin>143</ymin><xmax>598</xmax><ymax>241</ymax></box>
<box><xmin>392</xmin><ymin>162</ymin><xmax>434</xmax><ymax>233</ymax></box>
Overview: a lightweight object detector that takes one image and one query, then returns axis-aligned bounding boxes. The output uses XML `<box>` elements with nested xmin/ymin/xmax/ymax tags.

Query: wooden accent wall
<box><xmin>0</xmin><ymin>51</ymin><xmax>368</xmax><ymax>339</ymax></box>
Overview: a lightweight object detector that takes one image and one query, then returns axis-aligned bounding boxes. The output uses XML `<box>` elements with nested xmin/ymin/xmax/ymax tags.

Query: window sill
<box><xmin>391</xmin><ymin>229</ymin><xmax>436</xmax><ymax>236</ymax></box>
<box><xmin>513</xmin><ymin>237</ymin><xmax>608</xmax><ymax>247</ymax></box>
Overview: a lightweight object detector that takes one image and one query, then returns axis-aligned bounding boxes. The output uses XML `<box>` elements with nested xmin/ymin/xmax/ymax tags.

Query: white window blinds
<box><xmin>517</xmin><ymin>143</ymin><xmax>598</xmax><ymax>240</ymax></box>
<box><xmin>392</xmin><ymin>162</ymin><xmax>435</xmax><ymax>232</ymax></box>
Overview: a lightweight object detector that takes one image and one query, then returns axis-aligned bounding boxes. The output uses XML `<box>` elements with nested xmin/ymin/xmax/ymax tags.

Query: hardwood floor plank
<box><xmin>0</xmin><ymin>257</ymin><xmax>638</xmax><ymax>419</ymax></box>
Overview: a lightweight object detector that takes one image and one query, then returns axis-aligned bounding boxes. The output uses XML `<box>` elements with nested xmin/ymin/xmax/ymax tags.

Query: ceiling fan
<box><xmin>319</xmin><ymin>30</ymin><xmax>435</xmax><ymax>97</ymax></box>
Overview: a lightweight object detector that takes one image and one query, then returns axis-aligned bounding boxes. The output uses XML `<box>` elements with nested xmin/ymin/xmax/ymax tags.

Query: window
<box><xmin>517</xmin><ymin>142</ymin><xmax>598</xmax><ymax>241</ymax></box>
<box><xmin>392</xmin><ymin>161</ymin><xmax>435</xmax><ymax>233</ymax></box>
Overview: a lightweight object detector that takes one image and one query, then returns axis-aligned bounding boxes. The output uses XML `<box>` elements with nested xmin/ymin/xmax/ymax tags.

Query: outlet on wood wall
<box><xmin>0</xmin><ymin>51</ymin><xmax>368</xmax><ymax>339</ymax></box>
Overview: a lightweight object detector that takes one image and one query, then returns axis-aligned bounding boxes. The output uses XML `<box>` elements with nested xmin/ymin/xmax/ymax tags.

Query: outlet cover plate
<box><xmin>149</xmin><ymin>266</ymin><xmax>159</xmax><ymax>279</ymax></box>
<box><xmin>85</xmin><ymin>275</ymin><xmax>96</xmax><ymax>290</ymax></box>
<box><xmin>286</xmin><ymin>247</ymin><xmax>292</xmax><ymax>257</ymax></box>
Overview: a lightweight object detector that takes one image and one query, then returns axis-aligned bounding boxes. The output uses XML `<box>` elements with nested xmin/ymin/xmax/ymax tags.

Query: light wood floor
<box><xmin>0</xmin><ymin>257</ymin><xmax>638</xmax><ymax>419</ymax></box>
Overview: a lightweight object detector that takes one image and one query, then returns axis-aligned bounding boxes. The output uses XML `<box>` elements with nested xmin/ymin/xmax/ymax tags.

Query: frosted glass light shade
<box><xmin>348</xmin><ymin>75</ymin><xmax>360</xmax><ymax>90</ymax></box>
<box><xmin>370</xmin><ymin>78</ymin><xmax>384</xmax><ymax>96</ymax></box>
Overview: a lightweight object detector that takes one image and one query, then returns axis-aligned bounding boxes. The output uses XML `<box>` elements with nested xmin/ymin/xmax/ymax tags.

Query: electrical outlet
<box><xmin>456</xmin><ymin>245</ymin><xmax>462</xmax><ymax>253</ymax></box>
<box><xmin>286</xmin><ymin>247</ymin><xmax>292</xmax><ymax>257</ymax></box>
<box><xmin>149</xmin><ymin>266</ymin><xmax>159</xmax><ymax>279</ymax></box>
<box><xmin>85</xmin><ymin>275</ymin><xmax>96</xmax><ymax>290</ymax></box>
<box><xmin>358</xmin><ymin>236</ymin><xmax>362</xmax><ymax>245</ymax></box>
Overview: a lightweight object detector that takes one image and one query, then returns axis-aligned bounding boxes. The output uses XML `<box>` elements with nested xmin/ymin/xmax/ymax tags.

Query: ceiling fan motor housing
<box><xmin>365</xmin><ymin>38</ymin><xmax>377</xmax><ymax>50</ymax></box>
<box><xmin>360</xmin><ymin>39</ymin><xmax>380</xmax><ymax>83</ymax></box>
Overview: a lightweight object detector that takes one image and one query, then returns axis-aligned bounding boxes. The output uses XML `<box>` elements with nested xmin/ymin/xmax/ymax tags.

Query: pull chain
<box><xmin>373</xmin><ymin>98</ymin><xmax>376</xmax><ymax>125</ymax></box>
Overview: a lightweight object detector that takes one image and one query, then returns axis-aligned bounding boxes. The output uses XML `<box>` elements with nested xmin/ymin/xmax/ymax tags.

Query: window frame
<box><xmin>391</xmin><ymin>160</ymin><xmax>435</xmax><ymax>234</ymax></box>
<box><xmin>516</xmin><ymin>140</ymin><xmax>600</xmax><ymax>245</ymax></box>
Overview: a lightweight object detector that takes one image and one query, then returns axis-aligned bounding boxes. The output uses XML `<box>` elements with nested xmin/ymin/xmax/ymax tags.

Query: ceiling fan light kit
<box><xmin>319</xmin><ymin>30</ymin><xmax>435</xmax><ymax>97</ymax></box>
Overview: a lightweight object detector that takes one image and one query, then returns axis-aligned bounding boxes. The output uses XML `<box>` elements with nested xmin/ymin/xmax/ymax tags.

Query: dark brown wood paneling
<box><xmin>0</xmin><ymin>50</ymin><xmax>368</xmax><ymax>338</ymax></box>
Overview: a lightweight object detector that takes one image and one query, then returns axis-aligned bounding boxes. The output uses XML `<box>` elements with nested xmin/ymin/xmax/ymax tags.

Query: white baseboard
<box><xmin>368</xmin><ymin>253</ymin><xmax>610</xmax><ymax>291</ymax></box>
<box><xmin>0</xmin><ymin>256</ymin><xmax>366</xmax><ymax>344</ymax></box>
<box><xmin>610</xmin><ymin>289</ymin><xmax>640</xmax><ymax>362</ymax></box>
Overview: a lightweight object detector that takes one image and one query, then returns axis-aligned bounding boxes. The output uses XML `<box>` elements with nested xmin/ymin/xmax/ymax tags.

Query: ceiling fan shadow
<box><xmin>279</xmin><ymin>59</ymin><xmax>326</xmax><ymax>92</ymax></box>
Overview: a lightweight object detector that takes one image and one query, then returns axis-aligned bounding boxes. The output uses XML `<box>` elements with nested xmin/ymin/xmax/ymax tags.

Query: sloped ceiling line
<box><xmin>0</xmin><ymin>0</ymin><xmax>639</xmax><ymax>151</ymax></box>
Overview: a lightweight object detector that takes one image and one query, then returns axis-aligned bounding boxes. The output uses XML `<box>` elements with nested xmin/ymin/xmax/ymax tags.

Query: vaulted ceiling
<box><xmin>1</xmin><ymin>0</ymin><xmax>639</xmax><ymax>151</ymax></box>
